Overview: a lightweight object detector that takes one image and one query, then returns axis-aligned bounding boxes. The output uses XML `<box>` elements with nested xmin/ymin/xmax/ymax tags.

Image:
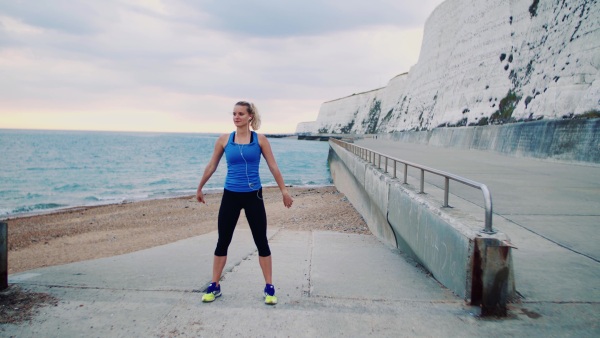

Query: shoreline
<box><xmin>6</xmin><ymin>186</ymin><xmax>368</xmax><ymax>274</ymax></box>
<box><xmin>1</xmin><ymin>184</ymin><xmax>335</xmax><ymax>221</ymax></box>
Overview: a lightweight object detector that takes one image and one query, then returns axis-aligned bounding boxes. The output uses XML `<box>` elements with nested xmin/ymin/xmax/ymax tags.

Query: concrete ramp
<box><xmin>3</xmin><ymin>228</ymin><xmax>599</xmax><ymax>336</ymax></box>
<box><xmin>328</xmin><ymin>140</ymin><xmax>515</xmax><ymax>312</ymax></box>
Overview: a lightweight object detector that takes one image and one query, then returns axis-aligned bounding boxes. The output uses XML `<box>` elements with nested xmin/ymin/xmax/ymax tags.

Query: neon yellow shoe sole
<box><xmin>202</xmin><ymin>291</ymin><xmax>221</xmax><ymax>303</ymax></box>
<box><xmin>265</xmin><ymin>294</ymin><xmax>278</xmax><ymax>305</ymax></box>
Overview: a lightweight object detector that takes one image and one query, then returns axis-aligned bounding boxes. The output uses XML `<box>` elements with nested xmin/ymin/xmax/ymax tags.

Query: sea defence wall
<box><xmin>328</xmin><ymin>140</ymin><xmax>515</xmax><ymax>313</ymax></box>
<box><xmin>381</xmin><ymin>119</ymin><xmax>600</xmax><ymax>164</ymax></box>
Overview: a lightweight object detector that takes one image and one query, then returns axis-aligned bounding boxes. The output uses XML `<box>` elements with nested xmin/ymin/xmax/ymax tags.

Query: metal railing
<box><xmin>330</xmin><ymin>138</ymin><xmax>495</xmax><ymax>234</ymax></box>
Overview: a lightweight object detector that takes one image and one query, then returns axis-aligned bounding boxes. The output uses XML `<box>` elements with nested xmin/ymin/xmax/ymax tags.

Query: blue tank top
<box><xmin>224</xmin><ymin>131</ymin><xmax>262</xmax><ymax>192</ymax></box>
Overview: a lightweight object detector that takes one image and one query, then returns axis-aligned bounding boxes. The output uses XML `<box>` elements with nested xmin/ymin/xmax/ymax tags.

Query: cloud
<box><xmin>0</xmin><ymin>0</ymin><xmax>118</xmax><ymax>35</ymax></box>
<box><xmin>0</xmin><ymin>0</ymin><xmax>445</xmax><ymax>133</ymax></box>
<box><xmin>182</xmin><ymin>0</ymin><xmax>442</xmax><ymax>37</ymax></box>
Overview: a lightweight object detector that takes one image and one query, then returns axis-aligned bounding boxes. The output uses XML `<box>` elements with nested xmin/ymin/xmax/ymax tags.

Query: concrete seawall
<box><xmin>328</xmin><ymin>141</ymin><xmax>515</xmax><ymax>310</ymax></box>
<box><xmin>381</xmin><ymin>119</ymin><xmax>600</xmax><ymax>164</ymax></box>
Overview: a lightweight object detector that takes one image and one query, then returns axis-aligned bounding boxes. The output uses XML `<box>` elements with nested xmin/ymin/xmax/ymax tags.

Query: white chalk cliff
<box><xmin>297</xmin><ymin>0</ymin><xmax>600</xmax><ymax>134</ymax></box>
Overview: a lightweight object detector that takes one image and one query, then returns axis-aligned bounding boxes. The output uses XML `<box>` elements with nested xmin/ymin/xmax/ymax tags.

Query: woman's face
<box><xmin>233</xmin><ymin>104</ymin><xmax>252</xmax><ymax>128</ymax></box>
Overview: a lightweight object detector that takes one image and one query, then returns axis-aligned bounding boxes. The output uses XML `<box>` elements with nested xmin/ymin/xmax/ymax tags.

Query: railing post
<box><xmin>480</xmin><ymin>185</ymin><xmax>496</xmax><ymax>234</ymax></box>
<box><xmin>1</xmin><ymin>221</ymin><xmax>7</xmax><ymax>290</ymax></box>
<box><xmin>393</xmin><ymin>160</ymin><xmax>397</xmax><ymax>178</ymax></box>
<box><xmin>403</xmin><ymin>164</ymin><xmax>408</xmax><ymax>184</ymax></box>
<box><xmin>444</xmin><ymin>177</ymin><xmax>450</xmax><ymax>207</ymax></box>
<box><xmin>378</xmin><ymin>154</ymin><xmax>381</xmax><ymax>169</ymax></box>
<box><xmin>420</xmin><ymin>169</ymin><xmax>425</xmax><ymax>193</ymax></box>
<box><xmin>384</xmin><ymin>157</ymin><xmax>388</xmax><ymax>173</ymax></box>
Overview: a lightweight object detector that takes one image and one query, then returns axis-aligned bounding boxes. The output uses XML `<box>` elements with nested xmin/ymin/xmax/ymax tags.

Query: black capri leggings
<box><xmin>215</xmin><ymin>188</ymin><xmax>271</xmax><ymax>257</ymax></box>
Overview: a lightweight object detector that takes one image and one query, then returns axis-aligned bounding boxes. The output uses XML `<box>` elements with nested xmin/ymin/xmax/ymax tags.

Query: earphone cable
<box><xmin>239</xmin><ymin>143</ymin><xmax>262</xmax><ymax>200</ymax></box>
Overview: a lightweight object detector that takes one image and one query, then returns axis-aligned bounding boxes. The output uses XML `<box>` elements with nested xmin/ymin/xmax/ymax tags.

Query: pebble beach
<box><xmin>5</xmin><ymin>186</ymin><xmax>368</xmax><ymax>274</ymax></box>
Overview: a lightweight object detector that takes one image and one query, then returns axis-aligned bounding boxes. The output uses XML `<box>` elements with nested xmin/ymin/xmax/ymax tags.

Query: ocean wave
<box><xmin>149</xmin><ymin>179</ymin><xmax>171</xmax><ymax>186</ymax></box>
<box><xmin>0</xmin><ymin>189</ymin><xmax>20</xmax><ymax>197</ymax></box>
<box><xmin>12</xmin><ymin>203</ymin><xmax>68</xmax><ymax>214</ymax></box>
<box><xmin>107</xmin><ymin>184</ymin><xmax>134</xmax><ymax>190</ymax></box>
<box><xmin>285</xmin><ymin>177</ymin><xmax>332</xmax><ymax>186</ymax></box>
<box><xmin>26</xmin><ymin>193</ymin><xmax>43</xmax><ymax>199</ymax></box>
<box><xmin>26</xmin><ymin>166</ymin><xmax>86</xmax><ymax>171</ymax></box>
<box><xmin>25</xmin><ymin>167</ymin><xmax>46</xmax><ymax>171</ymax></box>
<box><xmin>53</xmin><ymin>183</ymin><xmax>87</xmax><ymax>192</ymax></box>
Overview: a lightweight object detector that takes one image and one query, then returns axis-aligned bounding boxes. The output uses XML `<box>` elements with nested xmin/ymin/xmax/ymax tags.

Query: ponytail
<box><xmin>249</xmin><ymin>102</ymin><xmax>261</xmax><ymax>130</ymax></box>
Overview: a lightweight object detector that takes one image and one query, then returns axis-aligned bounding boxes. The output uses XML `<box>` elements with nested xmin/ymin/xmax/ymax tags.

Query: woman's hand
<box><xmin>196</xmin><ymin>188</ymin><xmax>205</xmax><ymax>204</ymax></box>
<box><xmin>282</xmin><ymin>191</ymin><xmax>293</xmax><ymax>208</ymax></box>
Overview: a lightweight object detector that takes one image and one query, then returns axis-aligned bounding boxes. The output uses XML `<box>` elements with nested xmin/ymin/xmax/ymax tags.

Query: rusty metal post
<box><xmin>481</xmin><ymin>244</ymin><xmax>511</xmax><ymax>316</ymax></box>
<box><xmin>1</xmin><ymin>221</ymin><xmax>7</xmax><ymax>290</ymax></box>
<box><xmin>472</xmin><ymin>237</ymin><xmax>515</xmax><ymax>317</ymax></box>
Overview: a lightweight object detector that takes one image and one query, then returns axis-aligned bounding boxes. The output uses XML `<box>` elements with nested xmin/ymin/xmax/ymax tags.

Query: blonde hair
<box><xmin>236</xmin><ymin>101</ymin><xmax>261</xmax><ymax>130</ymax></box>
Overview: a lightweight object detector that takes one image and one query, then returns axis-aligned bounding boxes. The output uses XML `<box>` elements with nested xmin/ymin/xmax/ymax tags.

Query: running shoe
<box><xmin>264</xmin><ymin>284</ymin><xmax>278</xmax><ymax>305</ymax></box>
<box><xmin>202</xmin><ymin>282</ymin><xmax>221</xmax><ymax>303</ymax></box>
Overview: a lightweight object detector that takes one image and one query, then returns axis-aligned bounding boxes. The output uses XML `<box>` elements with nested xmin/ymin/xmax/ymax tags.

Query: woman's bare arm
<box><xmin>196</xmin><ymin>134</ymin><xmax>227</xmax><ymax>203</ymax></box>
<box><xmin>259</xmin><ymin>134</ymin><xmax>293</xmax><ymax>208</ymax></box>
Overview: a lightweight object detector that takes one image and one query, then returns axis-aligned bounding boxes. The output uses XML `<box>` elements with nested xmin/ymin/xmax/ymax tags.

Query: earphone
<box><xmin>238</xmin><ymin>142</ymin><xmax>263</xmax><ymax>200</ymax></box>
<box><xmin>238</xmin><ymin>144</ymin><xmax>253</xmax><ymax>189</ymax></box>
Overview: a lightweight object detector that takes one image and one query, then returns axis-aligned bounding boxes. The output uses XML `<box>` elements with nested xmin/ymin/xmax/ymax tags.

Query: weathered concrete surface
<box><xmin>356</xmin><ymin>138</ymin><xmax>600</xmax><ymax>305</ymax></box>
<box><xmin>386</xmin><ymin>182</ymin><xmax>474</xmax><ymax>299</ymax></box>
<box><xmin>328</xmin><ymin>147</ymin><xmax>396</xmax><ymax>248</ymax></box>
<box><xmin>329</xmin><ymin>141</ymin><xmax>515</xmax><ymax>303</ymax></box>
<box><xmin>3</xmin><ymin>228</ymin><xmax>599</xmax><ymax>337</ymax></box>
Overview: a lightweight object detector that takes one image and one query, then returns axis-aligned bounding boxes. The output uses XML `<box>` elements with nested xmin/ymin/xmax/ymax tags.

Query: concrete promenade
<box><xmin>2</xmin><ymin>140</ymin><xmax>600</xmax><ymax>337</ymax></box>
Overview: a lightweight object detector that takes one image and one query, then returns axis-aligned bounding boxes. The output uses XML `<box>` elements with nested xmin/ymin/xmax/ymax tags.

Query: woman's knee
<box><xmin>214</xmin><ymin>240</ymin><xmax>232</xmax><ymax>256</ymax></box>
<box><xmin>258</xmin><ymin>247</ymin><xmax>271</xmax><ymax>257</ymax></box>
<box><xmin>214</xmin><ymin>247</ymin><xmax>228</xmax><ymax>256</ymax></box>
<box><xmin>257</xmin><ymin>241</ymin><xmax>271</xmax><ymax>257</ymax></box>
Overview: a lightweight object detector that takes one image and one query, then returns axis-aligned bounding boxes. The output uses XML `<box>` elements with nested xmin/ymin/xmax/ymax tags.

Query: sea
<box><xmin>0</xmin><ymin>129</ymin><xmax>332</xmax><ymax>218</ymax></box>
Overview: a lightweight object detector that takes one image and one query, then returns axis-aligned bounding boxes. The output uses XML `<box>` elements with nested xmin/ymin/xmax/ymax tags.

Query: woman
<box><xmin>196</xmin><ymin>101</ymin><xmax>293</xmax><ymax>305</ymax></box>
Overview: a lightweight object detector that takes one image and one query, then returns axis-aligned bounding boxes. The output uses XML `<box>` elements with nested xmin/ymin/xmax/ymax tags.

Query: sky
<box><xmin>0</xmin><ymin>0</ymin><xmax>446</xmax><ymax>134</ymax></box>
